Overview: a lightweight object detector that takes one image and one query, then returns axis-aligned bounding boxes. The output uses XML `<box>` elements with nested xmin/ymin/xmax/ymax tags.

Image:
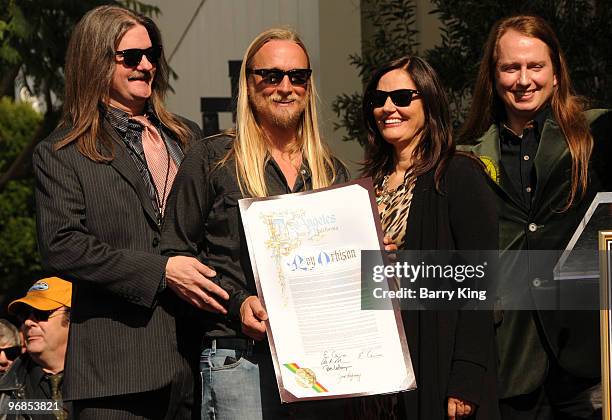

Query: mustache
<box><xmin>268</xmin><ymin>94</ymin><xmax>299</xmax><ymax>103</ymax></box>
<box><xmin>128</xmin><ymin>70</ymin><xmax>152</xmax><ymax>81</ymax></box>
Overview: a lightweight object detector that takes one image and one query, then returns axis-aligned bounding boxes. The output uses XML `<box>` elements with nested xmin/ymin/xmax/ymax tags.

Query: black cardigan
<box><xmin>400</xmin><ymin>154</ymin><xmax>500</xmax><ymax>420</ymax></box>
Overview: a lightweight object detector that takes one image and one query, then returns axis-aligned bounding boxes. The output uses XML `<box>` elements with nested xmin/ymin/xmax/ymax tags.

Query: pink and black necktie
<box><xmin>130</xmin><ymin>115</ymin><xmax>177</xmax><ymax>215</ymax></box>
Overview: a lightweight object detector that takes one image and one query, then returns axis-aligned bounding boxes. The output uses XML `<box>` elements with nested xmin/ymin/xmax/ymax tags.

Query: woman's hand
<box><xmin>447</xmin><ymin>396</ymin><xmax>475</xmax><ymax>420</ymax></box>
<box><xmin>383</xmin><ymin>235</ymin><xmax>398</xmax><ymax>252</ymax></box>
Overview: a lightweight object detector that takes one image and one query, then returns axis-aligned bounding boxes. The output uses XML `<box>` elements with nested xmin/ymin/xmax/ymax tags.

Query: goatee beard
<box><xmin>270</xmin><ymin>108</ymin><xmax>301</xmax><ymax>128</ymax></box>
<box><xmin>250</xmin><ymin>93</ymin><xmax>306</xmax><ymax>129</ymax></box>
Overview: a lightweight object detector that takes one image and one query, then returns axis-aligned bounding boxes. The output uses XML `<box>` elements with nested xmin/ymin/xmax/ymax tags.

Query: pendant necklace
<box><xmin>376</xmin><ymin>171</ymin><xmax>412</xmax><ymax>206</ymax></box>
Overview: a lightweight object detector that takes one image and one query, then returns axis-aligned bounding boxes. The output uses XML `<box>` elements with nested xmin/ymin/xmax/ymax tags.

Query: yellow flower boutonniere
<box><xmin>479</xmin><ymin>156</ymin><xmax>500</xmax><ymax>184</ymax></box>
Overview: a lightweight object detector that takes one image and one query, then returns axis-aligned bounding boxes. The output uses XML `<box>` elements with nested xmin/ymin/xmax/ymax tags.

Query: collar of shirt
<box><xmin>29</xmin><ymin>360</ymin><xmax>46</xmax><ymax>388</ymax></box>
<box><xmin>103</xmin><ymin>102</ymin><xmax>161</xmax><ymax>136</ymax></box>
<box><xmin>500</xmin><ymin>105</ymin><xmax>550</xmax><ymax>144</ymax></box>
<box><xmin>25</xmin><ymin>360</ymin><xmax>53</xmax><ymax>398</ymax></box>
<box><xmin>266</xmin><ymin>155</ymin><xmax>312</xmax><ymax>193</ymax></box>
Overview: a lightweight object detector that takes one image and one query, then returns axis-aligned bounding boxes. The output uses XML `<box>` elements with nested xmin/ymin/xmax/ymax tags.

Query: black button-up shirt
<box><xmin>499</xmin><ymin>108</ymin><xmax>548</xmax><ymax>209</ymax></box>
<box><xmin>161</xmin><ymin>134</ymin><xmax>349</xmax><ymax>338</ymax></box>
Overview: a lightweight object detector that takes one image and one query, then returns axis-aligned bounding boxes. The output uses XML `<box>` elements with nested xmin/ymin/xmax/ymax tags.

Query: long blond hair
<box><xmin>224</xmin><ymin>28</ymin><xmax>338</xmax><ymax>197</ymax></box>
<box><xmin>57</xmin><ymin>5</ymin><xmax>190</xmax><ymax>161</ymax></box>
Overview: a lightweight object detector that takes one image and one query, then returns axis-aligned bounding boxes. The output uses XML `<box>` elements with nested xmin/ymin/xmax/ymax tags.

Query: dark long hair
<box><xmin>459</xmin><ymin>15</ymin><xmax>591</xmax><ymax>210</ymax></box>
<box><xmin>56</xmin><ymin>5</ymin><xmax>190</xmax><ymax>161</ymax></box>
<box><xmin>361</xmin><ymin>56</ymin><xmax>455</xmax><ymax>191</ymax></box>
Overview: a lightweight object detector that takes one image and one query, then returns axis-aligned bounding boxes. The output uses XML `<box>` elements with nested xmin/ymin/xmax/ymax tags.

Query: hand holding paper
<box><xmin>240</xmin><ymin>295</ymin><xmax>268</xmax><ymax>340</ymax></box>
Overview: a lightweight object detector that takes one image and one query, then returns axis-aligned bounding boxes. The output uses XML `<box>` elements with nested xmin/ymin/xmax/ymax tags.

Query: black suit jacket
<box><xmin>33</xmin><ymin>115</ymin><xmax>202</xmax><ymax>400</ymax></box>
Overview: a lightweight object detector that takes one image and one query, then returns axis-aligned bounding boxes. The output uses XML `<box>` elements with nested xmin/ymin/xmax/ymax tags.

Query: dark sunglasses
<box><xmin>247</xmin><ymin>68</ymin><xmax>312</xmax><ymax>86</ymax></box>
<box><xmin>115</xmin><ymin>46</ymin><xmax>162</xmax><ymax>67</ymax></box>
<box><xmin>16</xmin><ymin>308</ymin><xmax>66</xmax><ymax>324</ymax></box>
<box><xmin>0</xmin><ymin>346</ymin><xmax>21</xmax><ymax>361</ymax></box>
<box><xmin>370</xmin><ymin>89</ymin><xmax>420</xmax><ymax>108</ymax></box>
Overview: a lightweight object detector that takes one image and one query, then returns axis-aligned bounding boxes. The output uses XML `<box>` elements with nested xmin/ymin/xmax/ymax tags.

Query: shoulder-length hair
<box><xmin>56</xmin><ymin>5</ymin><xmax>190</xmax><ymax>161</ymax></box>
<box><xmin>459</xmin><ymin>15</ymin><xmax>592</xmax><ymax>210</ymax></box>
<box><xmin>222</xmin><ymin>27</ymin><xmax>338</xmax><ymax>197</ymax></box>
<box><xmin>361</xmin><ymin>55</ymin><xmax>455</xmax><ymax>191</ymax></box>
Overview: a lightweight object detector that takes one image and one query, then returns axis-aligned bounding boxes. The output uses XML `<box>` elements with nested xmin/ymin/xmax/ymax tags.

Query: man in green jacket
<box><xmin>459</xmin><ymin>15</ymin><xmax>611</xmax><ymax>420</ymax></box>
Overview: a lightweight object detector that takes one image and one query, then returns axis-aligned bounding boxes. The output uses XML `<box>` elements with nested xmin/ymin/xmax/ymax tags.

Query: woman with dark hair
<box><xmin>361</xmin><ymin>56</ymin><xmax>499</xmax><ymax>419</ymax></box>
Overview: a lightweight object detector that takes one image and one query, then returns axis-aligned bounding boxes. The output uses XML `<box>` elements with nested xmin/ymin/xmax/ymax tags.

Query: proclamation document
<box><xmin>239</xmin><ymin>179</ymin><xmax>415</xmax><ymax>403</ymax></box>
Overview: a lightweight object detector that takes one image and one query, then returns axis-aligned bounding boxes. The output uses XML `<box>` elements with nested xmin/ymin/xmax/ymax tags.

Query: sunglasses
<box><xmin>370</xmin><ymin>89</ymin><xmax>420</xmax><ymax>108</ymax></box>
<box><xmin>16</xmin><ymin>308</ymin><xmax>67</xmax><ymax>324</ymax></box>
<box><xmin>115</xmin><ymin>46</ymin><xmax>162</xmax><ymax>67</ymax></box>
<box><xmin>0</xmin><ymin>346</ymin><xmax>21</xmax><ymax>361</ymax></box>
<box><xmin>247</xmin><ymin>68</ymin><xmax>312</xmax><ymax>86</ymax></box>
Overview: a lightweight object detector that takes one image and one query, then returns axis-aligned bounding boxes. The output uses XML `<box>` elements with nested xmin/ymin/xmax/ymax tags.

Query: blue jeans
<box><xmin>200</xmin><ymin>339</ymin><xmax>281</xmax><ymax>420</ymax></box>
<box><xmin>200</xmin><ymin>340</ymin><xmax>347</xmax><ymax>420</ymax></box>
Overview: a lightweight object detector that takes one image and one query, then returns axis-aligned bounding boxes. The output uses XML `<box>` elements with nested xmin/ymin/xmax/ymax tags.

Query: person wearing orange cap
<box><xmin>0</xmin><ymin>277</ymin><xmax>71</xmax><ymax>419</ymax></box>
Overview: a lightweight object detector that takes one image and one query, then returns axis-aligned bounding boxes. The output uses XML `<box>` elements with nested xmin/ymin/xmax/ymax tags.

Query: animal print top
<box><xmin>375</xmin><ymin>171</ymin><xmax>416</xmax><ymax>249</ymax></box>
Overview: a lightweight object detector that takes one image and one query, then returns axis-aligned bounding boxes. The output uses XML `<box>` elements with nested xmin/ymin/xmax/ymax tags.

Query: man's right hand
<box><xmin>165</xmin><ymin>256</ymin><xmax>229</xmax><ymax>314</ymax></box>
<box><xmin>240</xmin><ymin>296</ymin><xmax>268</xmax><ymax>341</ymax></box>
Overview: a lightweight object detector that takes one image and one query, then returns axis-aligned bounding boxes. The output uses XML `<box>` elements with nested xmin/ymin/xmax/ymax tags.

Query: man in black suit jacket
<box><xmin>33</xmin><ymin>6</ymin><xmax>228</xmax><ymax>419</ymax></box>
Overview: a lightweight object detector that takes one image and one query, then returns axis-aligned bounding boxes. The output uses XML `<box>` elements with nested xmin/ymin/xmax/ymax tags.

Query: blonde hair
<box><xmin>223</xmin><ymin>27</ymin><xmax>338</xmax><ymax>197</ymax></box>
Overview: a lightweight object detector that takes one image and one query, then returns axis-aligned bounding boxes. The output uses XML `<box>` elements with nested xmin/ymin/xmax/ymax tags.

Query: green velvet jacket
<box><xmin>459</xmin><ymin>109</ymin><xmax>612</xmax><ymax>397</ymax></box>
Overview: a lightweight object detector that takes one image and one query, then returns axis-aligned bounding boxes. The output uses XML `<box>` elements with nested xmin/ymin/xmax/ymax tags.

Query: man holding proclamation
<box><xmin>162</xmin><ymin>28</ymin><xmax>348</xmax><ymax>419</ymax></box>
<box><xmin>33</xmin><ymin>5</ymin><xmax>228</xmax><ymax>418</ymax></box>
<box><xmin>459</xmin><ymin>15</ymin><xmax>612</xmax><ymax>419</ymax></box>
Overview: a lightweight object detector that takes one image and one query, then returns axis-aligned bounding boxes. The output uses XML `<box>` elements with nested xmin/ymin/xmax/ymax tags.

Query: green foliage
<box><xmin>0</xmin><ymin>180</ymin><xmax>39</xmax><ymax>275</ymax></box>
<box><xmin>0</xmin><ymin>98</ymin><xmax>42</xmax><ymax>294</ymax></box>
<box><xmin>332</xmin><ymin>0</ymin><xmax>419</xmax><ymax>146</ymax></box>
<box><xmin>0</xmin><ymin>97</ymin><xmax>42</xmax><ymax>170</ymax></box>
<box><xmin>333</xmin><ymin>0</ymin><xmax>612</xmax><ymax>140</ymax></box>
<box><xmin>332</xmin><ymin>93</ymin><xmax>365</xmax><ymax>148</ymax></box>
<box><xmin>0</xmin><ymin>1</ymin><xmax>27</xmax><ymax>66</ymax></box>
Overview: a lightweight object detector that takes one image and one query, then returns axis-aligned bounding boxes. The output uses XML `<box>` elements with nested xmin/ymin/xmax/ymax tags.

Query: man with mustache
<box><xmin>33</xmin><ymin>5</ymin><xmax>228</xmax><ymax>418</ymax></box>
<box><xmin>459</xmin><ymin>15</ymin><xmax>611</xmax><ymax>419</ymax></box>
<box><xmin>0</xmin><ymin>277</ymin><xmax>71</xmax><ymax>419</ymax></box>
<box><xmin>162</xmin><ymin>28</ymin><xmax>348</xmax><ymax>419</ymax></box>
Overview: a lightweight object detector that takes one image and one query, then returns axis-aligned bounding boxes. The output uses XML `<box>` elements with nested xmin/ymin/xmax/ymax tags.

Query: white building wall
<box><xmin>318</xmin><ymin>0</ymin><xmax>363</xmax><ymax>174</ymax></box>
<box><xmin>415</xmin><ymin>0</ymin><xmax>442</xmax><ymax>53</ymax></box>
